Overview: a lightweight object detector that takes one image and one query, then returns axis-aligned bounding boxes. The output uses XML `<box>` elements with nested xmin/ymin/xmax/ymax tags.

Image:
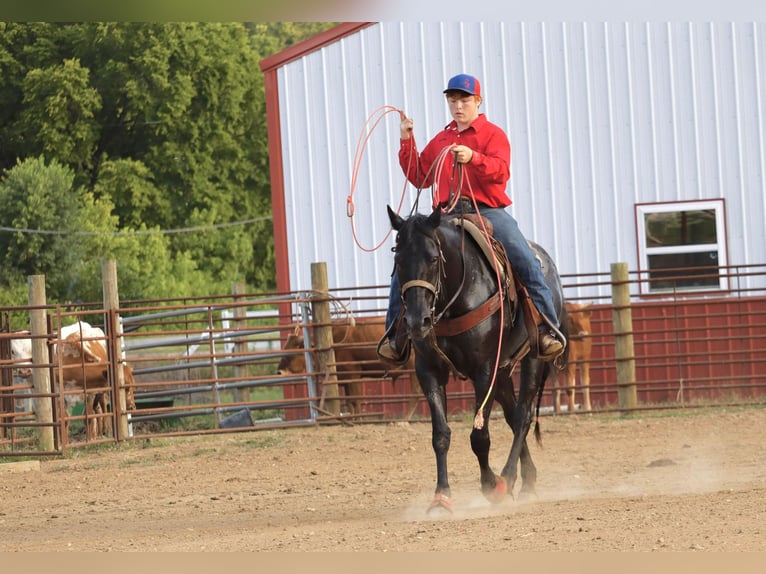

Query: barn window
<box><xmin>635</xmin><ymin>199</ymin><xmax>728</xmax><ymax>294</ymax></box>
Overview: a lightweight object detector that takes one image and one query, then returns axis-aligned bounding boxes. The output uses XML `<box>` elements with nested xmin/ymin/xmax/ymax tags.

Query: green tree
<box><xmin>15</xmin><ymin>58</ymin><xmax>102</xmax><ymax>175</ymax></box>
<box><xmin>0</xmin><ymin>156</ymin><xmax>94</xmax><ymax>299</ymax></box>
<box><xmin>0</xmin><ymin>22</ymin><xmax>336</xmax><ymax>304</ymax></box>
<box><xmin>93</xmin><ymin>158</ymin><xmax>169</xmax><ymax>230</ymax></box>
<box><xmin>0</xmin><ymin>156</ymin><xmax>213</xmax><ymax>303</ymax></box>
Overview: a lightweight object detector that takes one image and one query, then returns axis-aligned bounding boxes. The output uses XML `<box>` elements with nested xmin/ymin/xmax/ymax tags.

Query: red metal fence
<box><xmin>581</xmin><ymin>296</ymin><xmax>766</xmax><ymax>406</ymax></box>
<box><xmin>2</xmin><ymin>263</ymin><xmax>765</xmax><ymax>457</ymax></box>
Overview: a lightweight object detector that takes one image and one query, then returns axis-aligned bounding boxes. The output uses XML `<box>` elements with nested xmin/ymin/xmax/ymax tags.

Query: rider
<box><xmin>379</xmin><ymin>73</ymin><xmax>565</xmax><ymax>364</ymax></box>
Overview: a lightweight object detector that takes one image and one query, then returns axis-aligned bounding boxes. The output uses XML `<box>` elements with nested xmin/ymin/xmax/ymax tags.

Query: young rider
<box><xmin>379</xmin><ymin>73</ymin><xmax>565</xmax><ymax>364</ymax></box>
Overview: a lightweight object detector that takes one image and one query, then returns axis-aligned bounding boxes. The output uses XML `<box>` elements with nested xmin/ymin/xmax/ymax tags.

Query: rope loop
<box><xmin>348</xmin><ymin>105</ymin><xmax>410</xmax><ymax>253</ymax></box>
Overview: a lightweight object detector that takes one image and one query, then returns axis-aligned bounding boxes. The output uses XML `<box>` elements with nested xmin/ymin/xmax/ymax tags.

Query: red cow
<box><xmin>277</xmin><ymin>317</ymin><xmax>422</xmax><ymax>420</ymax></box>
<box><xmin>555</xmin><ymin>302</ymin><xmax>593</xmax><ymax>414</ymax></box>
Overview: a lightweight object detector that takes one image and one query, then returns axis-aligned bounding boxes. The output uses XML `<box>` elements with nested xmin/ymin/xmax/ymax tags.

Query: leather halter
<box><xmin>400</xmin><ymin>279</ymin><xmax>438</xmax><ymax>297</ymax></box>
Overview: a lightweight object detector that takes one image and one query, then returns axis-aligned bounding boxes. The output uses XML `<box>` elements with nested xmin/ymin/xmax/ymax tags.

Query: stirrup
<box><xmin>537</xmin><ymin>329</ymin><xmax>565</xmax><ymax>361</ymax></box>
<box><xmin>376</xmin><ymin>337</ymin><xmax>411</xmax><ymax>366</ymax></box>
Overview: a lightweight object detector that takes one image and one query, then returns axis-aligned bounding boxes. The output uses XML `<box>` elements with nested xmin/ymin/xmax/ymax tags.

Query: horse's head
<box><xmin>388</xmin><ymin>205</ymin><xmax>444</xmax><ymax>341</ymax></box>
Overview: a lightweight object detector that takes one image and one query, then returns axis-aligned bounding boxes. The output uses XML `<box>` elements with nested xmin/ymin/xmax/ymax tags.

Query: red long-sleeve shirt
<box><xmin>398</xmin><ymin>113</ymin><xmax>512</xmax><ymax>208</ymax></box>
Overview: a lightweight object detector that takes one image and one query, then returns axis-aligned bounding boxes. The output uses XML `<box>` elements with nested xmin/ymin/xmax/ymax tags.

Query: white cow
<box><xmin>8</xmin><ymin>333</ymin><xmax>34</xmax><ymax>412</ymax></box>
<box><xmin>10</xmin><ymin>334</ymin><xmax>33</xmax><ymax>378</ymax></box>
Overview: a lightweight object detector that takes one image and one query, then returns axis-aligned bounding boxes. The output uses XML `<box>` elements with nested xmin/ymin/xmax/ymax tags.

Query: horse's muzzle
<box><xmin>403</xmin><ymin>313</ymin><xmax>433</xmax><ymax>341</ymax></box>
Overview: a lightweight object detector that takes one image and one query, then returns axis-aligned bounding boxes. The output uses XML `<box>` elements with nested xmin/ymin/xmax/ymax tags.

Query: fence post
<box><xmin>28</xmin><ymin>275</ymin><xmax>54</xmax><ymax>451</ymax></box>
<box><xmin>310</xmin><ymin>262</ymin><xmax>340</xmax><ymax>416</ymax></box>
<box><xmin>102</xmin><ymin>260</ymin><xmax>129</xmax><ymax>440</ymax></box>
<box><xmin>610</xmin><ymin>262</ymin><xmax>638</xmax><ymax>411</ymax></box>
<box><xmin>232</xmin><ymin>282</ymin><xmax>249</xmax><ymax>404</ymax></box>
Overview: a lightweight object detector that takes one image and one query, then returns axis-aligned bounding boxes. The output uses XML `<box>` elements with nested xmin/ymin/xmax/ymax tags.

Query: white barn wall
<box><xmin>271</xmin><ymin>22</ymin><xmax>766</xmax><ymax>310</ymax></box>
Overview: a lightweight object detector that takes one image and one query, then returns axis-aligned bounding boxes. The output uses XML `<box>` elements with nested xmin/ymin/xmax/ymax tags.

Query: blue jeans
<box><xmin>386</xmin><ymin>205</ymin><xmax>559</xmax><ymax>332</ymax></box>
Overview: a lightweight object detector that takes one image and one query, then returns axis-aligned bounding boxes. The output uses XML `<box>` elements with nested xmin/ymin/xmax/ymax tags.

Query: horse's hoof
<box><xmin>483</xmin><ymin>475</ymin><xmax>508</xmax><ymax>504</ymax></box>
<box><xmin>426</xmin><ymin>493</ymin><xmax>453</xmax><ymax>514</ymax></box>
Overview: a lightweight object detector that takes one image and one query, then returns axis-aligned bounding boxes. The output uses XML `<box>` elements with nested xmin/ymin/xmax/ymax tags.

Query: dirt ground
<box><xmin>1</xmin><ymin>405</ymin><xmax>764</xmax><ymax>552</ymax></box>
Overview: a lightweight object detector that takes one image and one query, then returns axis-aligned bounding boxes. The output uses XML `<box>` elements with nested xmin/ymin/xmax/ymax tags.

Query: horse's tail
<box><xmin>533</xmin><ymin>366</ymin><xmax>547</xmax><ymax>447</ymax></box>
<box><xmin>554</xmin><ymin>302</ymin><xmax>571</xmax><ymax>372</ymax></box>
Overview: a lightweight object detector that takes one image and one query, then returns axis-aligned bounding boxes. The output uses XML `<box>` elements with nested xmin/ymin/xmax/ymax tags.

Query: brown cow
<box><xmin>555</xmin><ymin>302</ymin><xmax>593</xmax><ymax>413</ymax></box>
<box><xmin>276</xmin><ymin>317</ymin><xmax>422</xmax><ymax>420</ymax></box>
<box><xmin>57</xmin><ymin>323</ymin><xmax>138</xmax><ymax>437</ymax></box>
<box><xmin>12</xmin><ymin>322</ymin><xmax>138</xmax><ymax>437</ymax></box>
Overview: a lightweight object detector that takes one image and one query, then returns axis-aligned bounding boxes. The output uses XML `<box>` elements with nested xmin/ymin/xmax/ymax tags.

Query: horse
<box><xmin>556</xmin><ymin>302</ymin><xmax>594</xmax><ymax>413</ymax></box>
<box><xmin>386</xmin><ymin>205</ymin><xmax>568</xmax><ymax>512</ymax></box>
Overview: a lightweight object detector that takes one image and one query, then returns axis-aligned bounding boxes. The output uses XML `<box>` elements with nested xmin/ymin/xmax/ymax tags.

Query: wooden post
<box><xmin>310</xmin><ymin>262</ymin><xmax>340</xmax><ymax>416</ymax></box>
<box><xmin>232</xmin><ymin>282</ymin><xmax>249</xmax><ymax>404</ymax></box>
<box><xmin>610</xmin><ymin>262</ymin><xmax>638</xmax><ymax>411</ymax></box>
<box><xmin>28</xmin><ymin>275</ymin><xmax>54</xmax><ymax>452</ymax></box>
<box><xmin>102</xmin><ymin>260</ymin><xmax>129</xmax><ymax>440</ymax></box>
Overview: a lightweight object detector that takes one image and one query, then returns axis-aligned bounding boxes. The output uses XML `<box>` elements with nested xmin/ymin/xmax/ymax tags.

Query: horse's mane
<box><xmin>394</xmin><ymin>213</ymin><xmax>432</xmax><ymax>250</ymax></box>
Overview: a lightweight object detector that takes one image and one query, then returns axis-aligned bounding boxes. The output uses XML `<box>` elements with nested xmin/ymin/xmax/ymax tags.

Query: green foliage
<box><xmin>16</xmin><ymin>58</ymin><xmax>102</xmax><ymax>174</ymax></box>
<box><xmin>0</xmin><ymin>156</ymin><xmax>92</xmax><ymax>298</ymax></box>
<box><xmin>0</xmin><ymin>22</ymin><xmax>336</xmax><ymax>306</ymax></box>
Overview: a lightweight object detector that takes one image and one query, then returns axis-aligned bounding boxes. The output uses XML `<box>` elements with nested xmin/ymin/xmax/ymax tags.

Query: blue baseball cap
<box><xmin>444</xmin><ymin>74</ymin><xmax>481</xmax><ymax>97</ymax></box>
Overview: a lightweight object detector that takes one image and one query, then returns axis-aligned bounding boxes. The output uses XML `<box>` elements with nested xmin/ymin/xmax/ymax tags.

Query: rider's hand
<box><xmin>400</xmin><ymin>117</ymin><xmax>414</xmax><ymax>140</ymax></box>
<box><xmin>452</xmin><ymin>144</ymin><xmax>474</xmax><ymax>164</ymax></box>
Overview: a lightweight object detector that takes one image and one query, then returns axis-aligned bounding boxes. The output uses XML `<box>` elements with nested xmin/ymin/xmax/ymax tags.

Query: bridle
<box><xmin>398</xmin><ymin>224</ymin><xmax>468</xmax><ymax>331</ymax></box>
<box><xmin>396</xmin><ymin>224</ymin><xmax>470</xmax><ymax>378</ymax></box>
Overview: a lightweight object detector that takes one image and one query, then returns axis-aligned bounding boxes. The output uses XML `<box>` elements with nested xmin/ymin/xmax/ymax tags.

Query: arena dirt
<box><xmin>1</xmin><ymin>406</ymin><xmax>764</xmax><ymax>551</ymax></box>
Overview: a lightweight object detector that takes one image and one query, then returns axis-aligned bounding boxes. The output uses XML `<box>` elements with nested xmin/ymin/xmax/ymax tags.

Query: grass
<box><xmin>236</xmin><ymin>433</ymin><xmax>283</xmax><ymax>449</ymax></box>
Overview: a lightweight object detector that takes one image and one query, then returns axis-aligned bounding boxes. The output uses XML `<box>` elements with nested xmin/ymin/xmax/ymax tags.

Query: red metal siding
<box><xmin>570</xmin><ymin>296</ymin><xmax>766</xmax><ymax>409</ymax></box>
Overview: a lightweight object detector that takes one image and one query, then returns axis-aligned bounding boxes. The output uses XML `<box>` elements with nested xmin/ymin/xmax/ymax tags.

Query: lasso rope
<box><xmin>450</xmin><ymin>176</ymin><xmax>506</xmax><ymax>430</ymax></box>
<box><xmin>347</xmin><ymin>105</ymin><xmax>413</xmax><ymax>253</ymax></box>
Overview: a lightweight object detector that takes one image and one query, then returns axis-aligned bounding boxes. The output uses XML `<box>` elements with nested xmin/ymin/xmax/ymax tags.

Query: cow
<box><xmin>9</xmin><ymin>322</ymin><xmax>137</xmax><ymax>437</ymax></box>
<box><xmin>276</xmin><ymin>317</ymin><xmax>422</xmax><ymax>421</ymax></box>
<box><xmin>9</xmin><ymin>335</ymin><xmax>33</xmax><ymax>378</ymax></box>
<box><xmin>1</xmin><ymin>333</ymin><xmax>34</xmax><ymax>413</ymax></box>
<box><xmin>554</xmin><ymin>302</ymin><xmax>594</xmax><ymax>414</ymax></box>
<box><xmin>56</xmin><ymin>322</ymin><xmax>140</xmax><ymax>436</ymax></box>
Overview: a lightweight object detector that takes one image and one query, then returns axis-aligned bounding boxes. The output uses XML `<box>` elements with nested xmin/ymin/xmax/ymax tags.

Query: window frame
<box><xmin>634</xmin><ymin>198</ymin><xmax>729</xmax><ymax>296</ymax></box>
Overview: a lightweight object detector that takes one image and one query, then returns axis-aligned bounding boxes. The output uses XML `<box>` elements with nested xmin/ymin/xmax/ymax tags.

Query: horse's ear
<box><xmin>428</xmin><ymin>208</ymin><xmax>441</xmax><ymax>228</ymax></box>
<box><xmin>387</xmin><ymin>205</ymin><xmax>405</xmax><ymax>231</ymax></box>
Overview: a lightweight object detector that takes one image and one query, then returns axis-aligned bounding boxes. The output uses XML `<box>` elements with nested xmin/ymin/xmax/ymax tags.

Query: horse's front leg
<box><xmin>470</xmin><ymin>366</ymin><xmax>508</xmax><ymax>503</ymax></box>
<box><xmin>415</xmin><ymin>353</ymin><xmax>452</xmax><ymax>513</ymax></box>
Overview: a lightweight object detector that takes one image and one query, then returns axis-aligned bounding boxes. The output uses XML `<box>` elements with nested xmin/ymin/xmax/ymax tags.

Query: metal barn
<box><xmin>261</xmin><ymin>21</ymin><xmax>766</xmax><ymax>308</ymax></box>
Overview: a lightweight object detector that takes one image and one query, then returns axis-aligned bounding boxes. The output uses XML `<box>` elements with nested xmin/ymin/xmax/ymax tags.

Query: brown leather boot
<box><xmin>538</xmin><ymin>327</ymin><xmax>564</xmax><ymax>361</ymax></box>
<box><xmin>377</xmin><ymin>336</ymin><xmax>410</xmax><ymax>366</ymax></box>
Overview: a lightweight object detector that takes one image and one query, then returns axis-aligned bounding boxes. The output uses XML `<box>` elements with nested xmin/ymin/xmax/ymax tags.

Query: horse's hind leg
<box><xmin>469</xmin><ymin>399</ymin><xmax>507</xmax><ymax>503</ymax></box>
<box><xmin>495</xmin><ymin>385</ymin><xmax>535</xmax><ymax>498</ymax></box>
<box><xmin>517</xmin><ymin>439</ymin><xmax>537</xmax><ymax>498</ymax></box>
<box><xmin>469</xmin><ymin>366</ymin><xmax>515</xmax><ymax>503</ymax></box>
<box><xmin>498</xmin><ymin>410</ymin><xmax>537</xmax><ymax>498</ymax></box>
<box><xmin>495</xmin><ymin>361</ymin><xmax>544</xmax><ymax>499</ymax></box>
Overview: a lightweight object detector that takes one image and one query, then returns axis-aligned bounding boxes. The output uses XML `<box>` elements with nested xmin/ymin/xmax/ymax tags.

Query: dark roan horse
<box><xmin>387</xmin><ymin>205</ymin><xmax>568</xmax><ymax>512</ymax></box>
